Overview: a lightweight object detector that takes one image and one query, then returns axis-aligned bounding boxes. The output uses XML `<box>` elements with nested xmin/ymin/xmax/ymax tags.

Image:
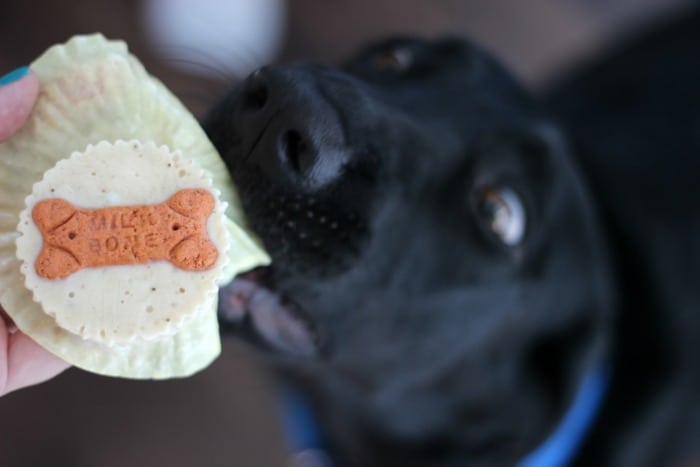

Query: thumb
<box><xmin>0</xmin><ymin>310</ymin><xmax>70</xmax><ymax>396</ymax></box>
<box><xmin>0</xmin><ymin>67</ymin><xmax>39</xmax><ymax>141</ymax></box>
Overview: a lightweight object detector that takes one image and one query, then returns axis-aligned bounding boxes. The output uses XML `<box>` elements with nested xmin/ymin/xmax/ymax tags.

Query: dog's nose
<box><xmin>236</xmin><ymin>67</ymin><xmax>349</xmax><ymax>189</ymax></box>
<box><xmin>241</xmin><ymin>70</ymin><xmax>316</xmax><ymax>174</ymax></box>
<box><xmin>241</xmin><ymin>69</ymin><xmax>269</xmax><ymax>112</ymax></box>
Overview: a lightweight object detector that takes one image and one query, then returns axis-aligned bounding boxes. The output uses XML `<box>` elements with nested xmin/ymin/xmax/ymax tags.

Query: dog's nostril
<box><xmin>242</xmin><ymin>70</ymin><xmax>269</xmax><ymax>110</ymax></box>
<box><xmin>279</xmin><ymin>130</ymin><xmax>316</xmax><ymax>175</ymax></box>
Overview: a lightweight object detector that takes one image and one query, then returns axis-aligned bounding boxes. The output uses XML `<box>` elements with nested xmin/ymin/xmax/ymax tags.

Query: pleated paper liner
<box><xmin>0</xmin><ymin>35</ymin><xmax>270</xmax><ymax>378</ymax></box>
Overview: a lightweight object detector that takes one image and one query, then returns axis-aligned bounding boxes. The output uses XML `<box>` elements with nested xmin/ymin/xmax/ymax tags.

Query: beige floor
<box><xmin>0</xmin><ymin>1</ymin><xmax>695</xmax><ymax>466</ymax></box>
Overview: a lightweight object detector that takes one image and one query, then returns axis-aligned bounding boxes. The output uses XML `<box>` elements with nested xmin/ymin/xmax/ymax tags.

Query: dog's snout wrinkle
<box><xmin>245</xmin><ymin>109</ymin><xmax>280</xmax><ymax>162</ymax></box>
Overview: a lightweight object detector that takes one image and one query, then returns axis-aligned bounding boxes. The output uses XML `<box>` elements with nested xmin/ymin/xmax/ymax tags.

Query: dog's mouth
<box><xmin>218</xmin><ymin>267</ymin><xmax>322</xmax><ymax>357</ymax></box>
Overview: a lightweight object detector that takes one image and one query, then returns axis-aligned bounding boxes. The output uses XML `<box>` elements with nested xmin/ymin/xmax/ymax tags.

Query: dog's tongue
<box><xmin>218</xmin><ymin>270</ymin><xmax>267</xmax><ymax>322</ymax></box>
<box><xmin>219</xmin><ymin>271</ymin><xmax>318</xmax><ymax>356</ymax></box>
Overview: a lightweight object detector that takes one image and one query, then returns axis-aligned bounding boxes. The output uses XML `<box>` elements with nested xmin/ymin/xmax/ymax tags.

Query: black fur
<box><xmin>204</xmin><ymin>10</ymin><xmax>700</xmax><ymax>467</ymax></box>
<box><xmin>545</xmin><ymin>8</ymin><xmax>700</xmax><ymax>467</ymax></box>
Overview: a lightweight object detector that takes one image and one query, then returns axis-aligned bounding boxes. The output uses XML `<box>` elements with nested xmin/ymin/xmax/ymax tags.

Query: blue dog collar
<box><xmin>282</xmin><ymin>363</ymin><xmax>610</xmax><ymax>467</ymax></box>
<box><xmin>518</xmin><ymin>363</ymin><xmax>611</xmax><ymax>467</ymax></box>
<box><xmin>282</xmin><ymin>389</ymin><xmax>334</xmax><ymax>467</ymax></box>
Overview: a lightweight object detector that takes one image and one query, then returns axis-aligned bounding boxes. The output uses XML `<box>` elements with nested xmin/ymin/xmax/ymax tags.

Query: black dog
<box><xmin>204</xmin><ymin>8</ymin><xmax>700</xmax><ymax>467</ymax></box>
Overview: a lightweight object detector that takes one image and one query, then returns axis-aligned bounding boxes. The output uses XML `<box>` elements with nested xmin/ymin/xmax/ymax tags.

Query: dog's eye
<box><xmin>372</xmin><ymin>45</ymin><xmax>414</xmax><ymax>72</ymax></box>
<box><xmin>475</xmin><ymin>187</ymin><xmax>526</xmax><ymax>246</ymax></box>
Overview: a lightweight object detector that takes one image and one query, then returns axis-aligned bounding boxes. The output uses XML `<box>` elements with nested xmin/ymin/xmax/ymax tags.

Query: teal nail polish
<box><xmin>0</xmin><ymin>66</ymin><xmax>31</xmax><ymax>86</ymax></box>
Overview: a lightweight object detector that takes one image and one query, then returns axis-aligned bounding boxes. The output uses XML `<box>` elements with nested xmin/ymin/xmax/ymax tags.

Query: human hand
<box><xmin>0</xmin><ymin>67</ymin><xmax>70</xmax><ymax>396</ymax></box>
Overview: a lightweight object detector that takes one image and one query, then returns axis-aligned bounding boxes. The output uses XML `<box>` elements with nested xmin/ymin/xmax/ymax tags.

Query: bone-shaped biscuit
<box><xmin>32</xmin><ymin>189</ymin><xmax>219</xmax><ymax>279</ymax></box>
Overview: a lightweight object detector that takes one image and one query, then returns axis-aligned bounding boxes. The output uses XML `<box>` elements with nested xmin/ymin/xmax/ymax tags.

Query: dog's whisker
<box><xmin>153</xmin><ymin>56</ymin><xmax>236</xmax><ymax>82</ymax></box>
<box><xmin>150</xmin><ymin>43</ymin><xmax>263</xmax><ymax>80</ymax></box>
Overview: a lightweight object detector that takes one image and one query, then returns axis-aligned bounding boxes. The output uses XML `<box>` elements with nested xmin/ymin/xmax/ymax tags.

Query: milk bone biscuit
<box><xmin>32</xmin><ymin>189</ymin><xmax>219</xmax><ymax>279</ymax></box>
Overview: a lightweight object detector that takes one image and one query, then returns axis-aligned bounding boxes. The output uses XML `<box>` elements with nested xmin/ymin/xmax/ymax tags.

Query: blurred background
<box><xmin>0</xmin><ymin>1</ymin><xmax>695</xmax><ymax>466</ymax></box>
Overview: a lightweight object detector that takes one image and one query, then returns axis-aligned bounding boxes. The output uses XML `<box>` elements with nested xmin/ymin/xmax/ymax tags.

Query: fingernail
<box><xmin>0</xmin><ymin>66</ymin><xmax>31</xmax><ymax>86</ymax></box>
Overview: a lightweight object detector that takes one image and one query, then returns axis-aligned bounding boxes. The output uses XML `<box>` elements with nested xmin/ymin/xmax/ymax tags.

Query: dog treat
<box><xmin>33</xmin><ymin>189</ymin><xmax>219</xmax><ymax>279</ymax></box>
<box><xmin>0</xmin><ymin>35</ymin><xmax>270</xmax><ymax>378</ymax></box>
<box><xmin>17</xmin><ymin>141</ymin><xmax>231</xmax><ymax>346</ymax></box>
